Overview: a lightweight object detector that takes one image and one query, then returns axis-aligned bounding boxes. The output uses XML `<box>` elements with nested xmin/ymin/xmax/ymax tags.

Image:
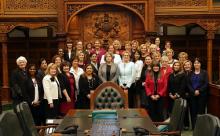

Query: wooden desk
<box><xmin>208</xmin><ymin>83</ymin><xmax>220</xmax><ymax>118</ymax></box>
<box><xmin>53</xmin><ymin>108</ymin><xmax>158</xmax><ymax>136</ymax></box>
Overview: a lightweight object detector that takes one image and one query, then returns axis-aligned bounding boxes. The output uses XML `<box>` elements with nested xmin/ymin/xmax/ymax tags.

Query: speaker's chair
<box><xmin>90</xmin><ymin>81</ymin><xmax>128</xmax><ymax>109</ymax></box>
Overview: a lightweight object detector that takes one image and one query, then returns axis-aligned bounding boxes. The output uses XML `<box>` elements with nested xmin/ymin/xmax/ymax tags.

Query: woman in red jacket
<box><xmin>145</xmin><ymin>61</ymin><xmax>167</xmax><ymax>121</ymax></box>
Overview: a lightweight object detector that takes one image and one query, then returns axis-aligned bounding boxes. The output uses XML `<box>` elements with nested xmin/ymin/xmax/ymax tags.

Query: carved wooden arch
<box><xmin>5</xmin><ymin>23</ymin><xmax>57</xmax><ymax>34</ymax></box>
<box><xmin>65</xmin><ymin>3</ymin><xmax>146</xmax><ymax>32</ymax></box>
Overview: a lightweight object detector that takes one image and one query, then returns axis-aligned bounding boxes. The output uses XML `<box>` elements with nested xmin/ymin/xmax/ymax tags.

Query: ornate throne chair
<box><xmin>90</xmin><ymin>81</ymin><xmax>129</xmax><ymax>109</ymax></box>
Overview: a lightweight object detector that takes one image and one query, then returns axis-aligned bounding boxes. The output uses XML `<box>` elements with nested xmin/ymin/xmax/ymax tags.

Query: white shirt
<box><xmin>168</xmin><ymin>59</ymin><xmax>178</xmax><ymax>67</ymax></box>
<box><xmin>100</xmin><ymin>54</ymin><xmax>122</xmax><ymax>65</ymax></box>
<box><xmin>70</xmin><ymin>67</ymin><xmax>84</xmax><ymax>91</ymax></box>
<box><xmin>118</xmin><ymin>61</ymin><xmax>136</xmax><ymax>88</ymax></box>
<box><xmin>42</xmin><ymin>75</ymin><xmax>59</xmax><ymax>104</ymax></box>
<box><xmin>32</xmin><ymin>78</ymin><xmax>39</xmax><ymax>103</ymax></box>
<box><xmin>134</xmin><ymin>60</ymin><xmax>144</xmax><ymax>81</ymax></box>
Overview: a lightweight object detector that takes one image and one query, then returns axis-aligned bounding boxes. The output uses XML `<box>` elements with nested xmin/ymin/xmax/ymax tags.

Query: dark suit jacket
<box><xmin>64</xmin><ymin>50</ymin><xmax>75</xmax><ymax>63</ymax></box>
<box><xmin>78</xmin><ymin>74</ymin><xmax>100</xmax><ymax>108</ymax></box>
<box><xmin>90</xmin><ymin>62</ymin><xmax>100</xmax><ymax>76</ymax></box>
<box><xmin>25</xmin><ymin>76</ymin><xmax>44</xmax><ymax>105</ymax></box>
<box><xmin>57</xmin><ymin>73</ymin><xmax>77</xmax><ymax>102</ymax></box>
<box><xmin>168</xmin><ymin>72</ymin><xmax>186</xmax><ymax>97</ymax></box>
<box><xmin>187</xmin><ymin>69</ymin><xmax>209</xmax><ymax>96</ymax></box>
<box><xmin>10</xmin><ymin>68</ymin><xmax>28</xmax><ymax>103</ymax></box>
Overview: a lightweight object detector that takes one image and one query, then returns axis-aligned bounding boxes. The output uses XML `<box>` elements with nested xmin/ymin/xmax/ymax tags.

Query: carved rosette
<box><xmin>155</xmin><ymin>0</ymin><xmax>207</xmax><ymax>7</ymax></box>
<box><xmin>123</xmin><ymin>3</ymin><xmax>145</xmax><ymax>19</ymax></box>
<box><xmin>67</xmin><ymin>4</ymin><xmax>90</xmax><ymax>20</ymax></box>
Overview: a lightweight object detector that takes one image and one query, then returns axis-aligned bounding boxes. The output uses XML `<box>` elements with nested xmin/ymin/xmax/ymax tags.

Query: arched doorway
<box><xmin>66</xmin><ymin>4</ymin><xmax>146</xmax><ymax>45</ymax></box>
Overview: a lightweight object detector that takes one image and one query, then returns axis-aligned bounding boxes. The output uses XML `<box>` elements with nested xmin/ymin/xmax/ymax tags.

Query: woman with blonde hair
<box><xmin>167</xmin><ymin>61</ymin><xmax>185</xmax><ymax>114</ymax></box>
<box><xmin>118</xmin><ymin>51</ymin><xmax>136</xmax><ymax>108</ymax></box>
<box><xmin>112</xmin><ymin>39</ymin><xmax>122</xmax><ymax>55</ymax></box>
<box><xmin>43</xmin><ymin>63</ymin><xmax>64</xmax><ymax>118</ymax></box>
<box><xmin>178</xmin><ymin>52</ymin><xmax>188</xmax><ymax>65</ymax></box>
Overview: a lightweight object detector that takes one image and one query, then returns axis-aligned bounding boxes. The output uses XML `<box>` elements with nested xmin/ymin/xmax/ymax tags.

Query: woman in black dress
<box><xmin>167</xmin><ymin>61</ymin><xmax>185</xmax><ymax>114</ymax></box>
<box><xmin>78</xmin><ymin>64</ymin><xmax>100</xmax><ymax>109</ymax></box>
<box><xmin>25</xmin><ymin>64</ymin><xmax>44</xmax><ymax>125</ymax></box>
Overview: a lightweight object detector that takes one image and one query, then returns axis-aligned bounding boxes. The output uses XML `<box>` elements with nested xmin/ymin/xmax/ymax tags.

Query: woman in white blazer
<box><xmin>43</xmin><ymin>63</ymin><xmax>70</xmax><ymax>118</ymax></box>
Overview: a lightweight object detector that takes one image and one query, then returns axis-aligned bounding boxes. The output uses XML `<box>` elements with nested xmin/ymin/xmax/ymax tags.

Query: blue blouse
<box><xmin>191</xmin><ymin>73</ymin><xmax>201</xmax><ymax>90</ymax></box>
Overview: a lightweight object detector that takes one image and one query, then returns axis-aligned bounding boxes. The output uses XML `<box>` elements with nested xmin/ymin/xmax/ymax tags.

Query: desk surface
<box><xmin>54</xmin><ymin>108</ymin><xmax>158</xmax><ymax>136</ymax></box>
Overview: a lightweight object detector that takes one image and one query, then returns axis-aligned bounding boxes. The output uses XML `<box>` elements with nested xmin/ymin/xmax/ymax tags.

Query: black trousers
<box><xmin>44</xmin><ymin>99</ymin><xmax>60</xmax><ymax>119</ymax></box>
<box><xmin>189</xmin><ymin>95</ymin><xmax>207</xmax><ymax>129</ymax></box>
<box><xmin>128</xmin><ymin>83</ymin><xmax>136</xmax><ymax>108</ymax></box>
<box><xmin>148</xmin><ymin>96</ymin><xmax>164</xmax><ymax>122</ymax></box>
<box><xmin>30</xmin><ymin>103</ymin><xmax>45</xmax><ymax>125</ymax></box>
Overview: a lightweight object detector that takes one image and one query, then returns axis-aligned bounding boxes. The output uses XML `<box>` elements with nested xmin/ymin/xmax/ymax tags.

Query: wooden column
<box><xmin>0</xmin><ymin>33</ymin><xmax>10</xmax><ymax>106</ymax></box>
<box><xmin>207</xmin><ymin>30</ymin><xmax>215</xmax><ymax>81</ymax></box>
<box><xmin>56</xmin><ymin>0</ymin><xmax>66</xmax><ymax>49</ymax></box>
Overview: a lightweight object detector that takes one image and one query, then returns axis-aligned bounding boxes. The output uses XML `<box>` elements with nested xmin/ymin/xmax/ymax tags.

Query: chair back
<box><xmin>193</xmin><ymin>114</ymin><xmax>220</xmax><ymax>136</ymax></box>
<box><xmin>0</xmin><ymin>110</ymin><xmax>24</xmax><ymax>136</ymax></box>
<box><xmin>15</xmin><ymin>102</ymin><xmax>38</xmax><ymax>136</ymax></box>
<box><xmin>168</xmin><ymin>98</ymin><xmax>187</xmax><ymax>132</ymax></box>
<box><xmin>90</xmin><ymin>82</ymin><xmax>128</xmax><ymax>109</ymax></box>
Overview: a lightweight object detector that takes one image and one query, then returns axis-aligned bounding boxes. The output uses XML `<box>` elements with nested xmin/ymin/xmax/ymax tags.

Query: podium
<box><xmin>208</xmin><ymin>83</ymin><xmax>220</xmax><ymax>118</ymax></box>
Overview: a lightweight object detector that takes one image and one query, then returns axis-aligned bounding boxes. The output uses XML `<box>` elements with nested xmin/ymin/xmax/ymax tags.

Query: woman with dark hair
<box><xmin>37</xmin><ymin>58</ymin><xmax>47</xmax><ymax>81</ymax></box>
<box><xmin>89</xmin><ymin>53</ymin><xmax>99</xmax><ymax>75</ymax></box>
<box><xmin>145</xmin><ymin>61</ymin><xmax>167</xmax><ymax>121</ymax></box>
<box><xmin>64</xmin><ymin>39</ymin><xmax>75</xmax><ymax>63</ymax></box>
<box><xmin>187</xmin><ymin>58</ymin><xmax>209</xmax><ymax>129</ymax></box>
<box><xmin>167</xmin><ymin>61</ymin><xmax>185</xmax><ymax>114</ymax></box>
<box><xmin>52</xmin><ymin>55</ymin><xmax>62</xmax><ymax>73</ymax></box>
<box><xmin>25</xmin><ymin>64</ymin><xmax>44</xmax><ymax>125</ymax></box>
<box><xmin>78</xmin><ymin>64</ymin><xmax>100</xmax><ymax>109</ymax></box>
<box><xmin>58</xmin><ymin>61</ymin><xmax>76</xmax><ymax>115</ymax></box>
<box><xmin>133</xmin><ymin>51</ymin><xmax>144</xmax><ymax>107</ymax></box>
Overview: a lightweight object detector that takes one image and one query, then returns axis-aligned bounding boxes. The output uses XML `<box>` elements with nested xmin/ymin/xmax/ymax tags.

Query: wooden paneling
<box><xmin>208</xmin><ymin>83</ymin><xmax>220</xmax><ymax>118</ymax></box>
<box><xmin>132</xmin><ymin>14</ymin><xmax>145</xmax><ymax>42</ymax></box>
<box><xmin>7</xmin><ymin>38</ymin><xmax>58</xmax><ymax>78</ymax></box>
<box><xmin>0</xmin><ymin>44</ymin><xmax>2</xmax><ymax>84</ymax></box>
<box><xmin>68</xmin><ymin>5</ymin><xmax>145</xmax><ymax>44</ymax></box>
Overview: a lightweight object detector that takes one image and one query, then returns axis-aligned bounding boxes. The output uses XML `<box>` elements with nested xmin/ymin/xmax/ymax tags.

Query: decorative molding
<box><xmin>123</xmin><ymin>3</ymin><xmax>145</xmax><ymax>19</ymax></box>
<box><xmin>66</xmin><ymin>4</ymin><xmax>90</xmax><ymax>20</ymax></box>
<box><xmin>155</xmin><ymin>0</ymin><xmax>207</xmax><ymax>7</ymax></box>
<box><xmin>5</xmin><ymin>0</ymin><xmax>57</xmax><ymax>11</ymax></box>
<box><xmin>197</xmin><ymin>20</ymin><xmax>220</xmax><ymax>31</ymax></box>
<box><xmin>197</xmin><ymin>20</ymin><xmax>220</xmax><ymax>39</ymax></box>
<box><xmin>0</xmin><ymin>24</ymin><xmax>15</xmax><ymax>33</ymax></box>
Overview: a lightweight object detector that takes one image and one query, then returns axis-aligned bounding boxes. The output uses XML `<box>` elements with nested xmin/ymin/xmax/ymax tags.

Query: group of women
<box><xmin>10</xmin><ymin>38</ymin><xmax>209</xmax><ymax>130</ymax></box>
